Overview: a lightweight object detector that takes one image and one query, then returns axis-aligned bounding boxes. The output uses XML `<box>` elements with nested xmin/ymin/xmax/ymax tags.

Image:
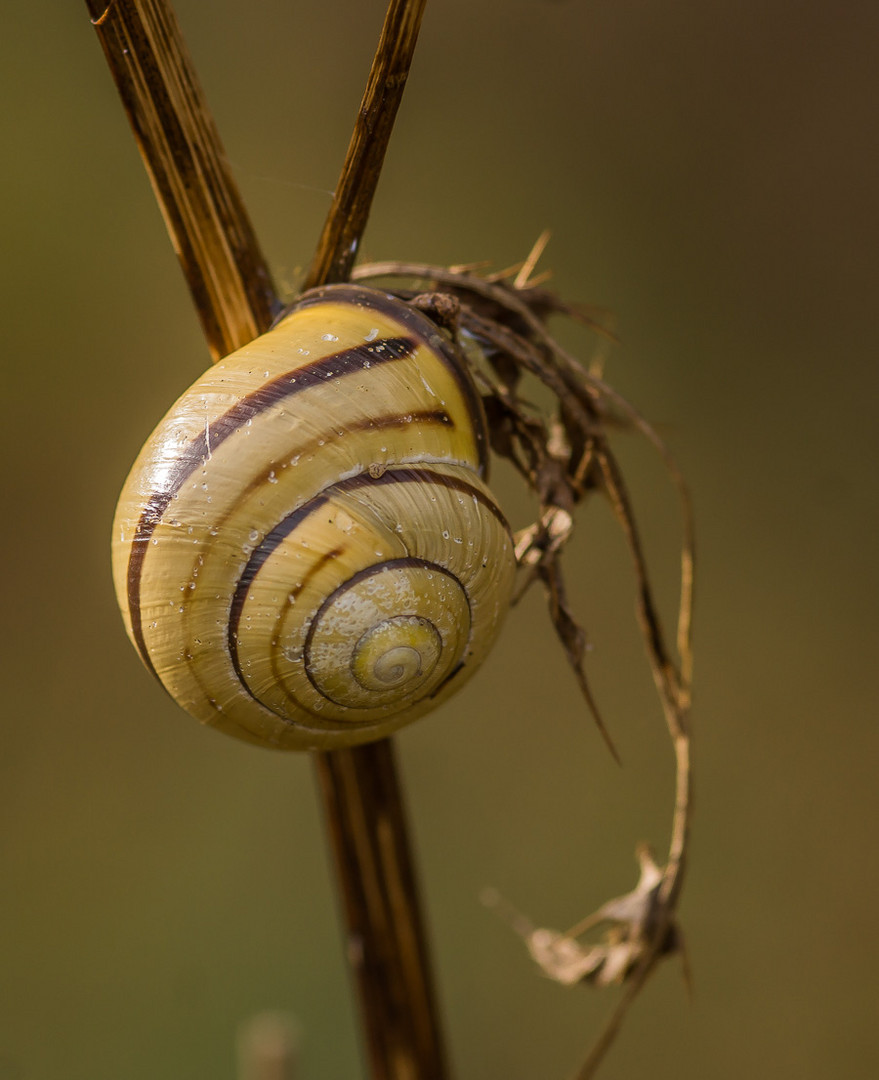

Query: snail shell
<box><xmin>112</xmin><ymin>284</ymin><xmax>516</xmax><ymax>750</ymax></box>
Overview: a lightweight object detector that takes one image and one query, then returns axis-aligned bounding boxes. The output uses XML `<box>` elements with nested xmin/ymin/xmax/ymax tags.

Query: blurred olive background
<box><xmin>2</xmin><ymin>1</ymin><xmax>877</xmax><ymax>1078</ymax></box>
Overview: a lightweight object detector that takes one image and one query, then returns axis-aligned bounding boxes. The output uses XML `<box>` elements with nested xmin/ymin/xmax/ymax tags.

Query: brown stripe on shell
<box><xmin>266</xmin><ymin>546</ymin><xmax>347</xmax><ymax>705</ymax></box>
<box><xmin>227</xmin><ymin>499</ymin><xmax>331</xmax><ymax>664</ymax></box>
<box><xmin>201</xmin><ymin>409</ymin><xmax>456</xmax><ymax>542</ymax></box>
<box><xmin>172</xmin><ymin>411</ymin><xmax>461</xmax><ymax>673</ymax></box>
<box><xmin>291</xmin><ymin>285</ymin><xmax>490</xmax><ymax>476</ymax></box>
<box><xmin>126</xmin><ymin>334</ymin><xmax>417</xmax><ymax>670</ymax></box>
<box><xmin>428</xmin><ymin>659</ymin><xmax>466</xmax><ymax>700</ymax></box>
<box><xmin>175</xmin><ymin>542</ymin><xmax>348</xmax><ymax>735</ymax></box>
<box><xmin>224</xmin><ymin>465</ymin><xmax>507</xmax><ymax>705</ymax></box>
<box><xmin>337</xmin><ymin>466</ymin><xmax>512</xmax><ymax>534</ymax></box>
<box><xmin>301</xmin><ymin>557</ymin><xmax>469</xmax><ymax>710</ymax></box>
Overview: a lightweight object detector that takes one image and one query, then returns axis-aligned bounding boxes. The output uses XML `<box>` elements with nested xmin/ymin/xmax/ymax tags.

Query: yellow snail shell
<box><xmin>112</xmin><ymin>284</ymin><xmax>516</xmax><ymax>750</ymax></box>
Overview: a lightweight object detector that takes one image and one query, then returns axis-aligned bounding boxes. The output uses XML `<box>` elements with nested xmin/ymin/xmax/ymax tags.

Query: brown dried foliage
<box><xmin>353</xmin><ymin>246</ymin><xmax>695</xmax><ymax>1078</ymax></box>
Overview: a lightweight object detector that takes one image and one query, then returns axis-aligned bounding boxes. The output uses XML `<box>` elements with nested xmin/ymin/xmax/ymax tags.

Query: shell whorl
<box><xmin>112</xmin><ymin>285</ymin><xmax>516</xmax><ymax>750</ymax></box>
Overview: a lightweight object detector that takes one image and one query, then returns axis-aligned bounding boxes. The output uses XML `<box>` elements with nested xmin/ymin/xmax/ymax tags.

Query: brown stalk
<box><xmin>304</xmin><ymin>0</ymin><xmax>427</xmax><ymax>288</ymax></box>
<box><xmin>86</xmin><ymin>0</ymin><xmax>277</xmax><ymax>358</ymax></box>
<box><xmin>88</xmin><ymin>2</ymin><xmax>446</xmax><ymax>1079</ymax></box>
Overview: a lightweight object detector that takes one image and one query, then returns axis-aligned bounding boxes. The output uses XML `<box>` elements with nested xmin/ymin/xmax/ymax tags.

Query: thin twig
<box><xmin>303</xmin><ymin>0</ymin><xmax>427</xmax><ymax>289</ymax></box>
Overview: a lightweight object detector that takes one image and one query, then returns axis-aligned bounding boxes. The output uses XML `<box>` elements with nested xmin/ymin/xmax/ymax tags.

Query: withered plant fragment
<box><xmin>355</xmin><ymin>243</ymin><xmax>695</xmax><ymax>1079</ymax></box>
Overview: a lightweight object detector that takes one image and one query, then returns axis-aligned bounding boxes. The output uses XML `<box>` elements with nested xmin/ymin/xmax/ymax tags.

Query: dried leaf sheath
<box><xmin>87</xmin><ymin>0</ymin><xmax>278</xmax><ymax>355</ymax></box>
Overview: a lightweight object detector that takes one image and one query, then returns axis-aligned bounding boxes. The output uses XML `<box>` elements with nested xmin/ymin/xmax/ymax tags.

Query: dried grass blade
<box><xmin>86</xmin><ymin>0</ymin><xmax>278</xmax><ymax>356</ymax></box>
<box><xmin>303</xmin><ymin>0</ymin><xmax>427</xmax><ymax>289</ymax></box>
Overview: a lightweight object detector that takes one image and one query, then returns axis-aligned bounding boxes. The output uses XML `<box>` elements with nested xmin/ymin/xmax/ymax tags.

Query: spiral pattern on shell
<box><xmin>112</xmin><ymin>285</ymin><xmax>516</xmax><ymax>750</ymax></box>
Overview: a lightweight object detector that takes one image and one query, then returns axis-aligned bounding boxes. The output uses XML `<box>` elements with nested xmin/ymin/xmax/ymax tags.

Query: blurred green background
<box><xmin>2</xmin><ymin>1</ymin><xmax>877</xmax><ymax>1077</ymax></box>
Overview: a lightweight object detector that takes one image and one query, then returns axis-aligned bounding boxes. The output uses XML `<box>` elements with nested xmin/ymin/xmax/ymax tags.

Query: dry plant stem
<box><xmin>317</xmin><ymin>742</ymin><xmax>449</xmax><ymax>1080</ymax></box>
<box><xmin>567</xmin><ymin>415</ymin><xmax>692</xmax><ymax>1080</ymax></box>
<box><xmin>303</xmin><ymin>0</ymin><xmax>427</xmax><ymax>289</ymax></box>
<box><xmin>569</xmin><ymin>737</ymin><xmax>690</xmax><ymax>1080</ymax></box>
<box><xmin>302</xmin><ymin>2</ymin><xmax>448</xmax><ymax>1076</ymax></box>
<box><xmin>87</xmin><ymin>0</ymin><xmax>277</xmax><ymax>358</ymax></box>
<box><xmin>88</xmin><ymin>3</ymin><xmax>448</xmax><ymax>1079</ymax></box>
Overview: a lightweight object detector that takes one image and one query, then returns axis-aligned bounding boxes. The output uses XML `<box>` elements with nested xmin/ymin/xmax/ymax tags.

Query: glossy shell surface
<box><xmin>112</xmin><ymin>285</ymin><xmax>515</xmax><ymax>749</ymax></box>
